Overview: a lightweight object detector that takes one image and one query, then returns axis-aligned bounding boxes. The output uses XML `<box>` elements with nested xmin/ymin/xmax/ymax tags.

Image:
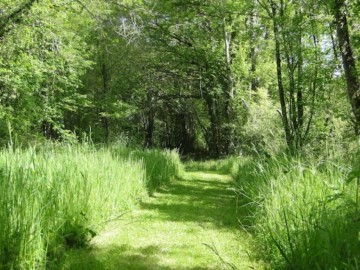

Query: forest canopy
<box><xmin>0</xmin><ymin>0</ymin><xmax>359</xmax><ymax>157</ymax></box>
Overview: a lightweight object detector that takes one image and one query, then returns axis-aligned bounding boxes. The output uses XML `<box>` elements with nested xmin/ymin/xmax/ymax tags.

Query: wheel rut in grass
<box><xmin>60</xmin><ymin>172</ymin><xmax>262</xmax><ymax>270</ymax></box>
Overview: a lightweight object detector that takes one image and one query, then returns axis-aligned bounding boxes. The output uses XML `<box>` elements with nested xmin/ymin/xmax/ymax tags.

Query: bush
<box><xmin>236</xmin><ymin>155</ymin><xmax>360</xmax><ymax>270</ymax></box>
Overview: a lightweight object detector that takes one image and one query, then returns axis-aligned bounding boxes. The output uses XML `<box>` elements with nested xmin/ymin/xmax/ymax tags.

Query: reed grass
<box><xmin>0</xmin><ymin>143</ymin><xmax>184</xmax><ymax>269</ymax></box>
<box><xmin>236</xmin><ymin>155</ymin><xmax>360</xmax><ymax>269</ymax></box>
<box><xmin>134</xmin><ymin>149</ymin><xmax>184</xmax><ymax>192</ymax></box>
<box><xmin>0</xmin><ymin>144</ymin><xmax>151</xmax><ymax>269</ymax></box>
<box><xmin>111</xmin><ymin>146</ymin><xmax>184</xmax><ymax>193</ymax></box>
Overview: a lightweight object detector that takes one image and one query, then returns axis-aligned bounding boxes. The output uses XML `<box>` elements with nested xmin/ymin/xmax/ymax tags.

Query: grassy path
<box><xmin>59</xmin><ymin>172</ymin><xmax>262</xmax><ymax>269</ymax></box>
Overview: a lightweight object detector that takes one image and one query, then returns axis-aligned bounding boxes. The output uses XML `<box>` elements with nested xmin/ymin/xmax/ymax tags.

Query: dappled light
<box><xmin>1</xmin><ymin>0</ymin><xmax>359</xmax><ymax>269</ymax></box>
<box><xmin>141</xmin><ymin>173</ymin><xmax>238</xmax><ymax>227</ymax></box>
<box><xmin>58</xmin><ymin>172</ymin><xmax>261</xmax><ymax>270</ymax></box>
<box><xmin>60</xmin><ymin>245</ymin><xmax>172</xmax><ymax>270</ymax></box>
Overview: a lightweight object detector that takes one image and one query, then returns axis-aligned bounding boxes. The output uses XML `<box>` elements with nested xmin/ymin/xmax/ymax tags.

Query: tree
<box><xmin>331</xmin><ymin>0</ymin><xmax>360</xmax><ymax>134</ymax></box>
<box><xmin>257</xmin><ymin>0</ymin><xmax>327</xmax><ymax>152</ymax></box>
<box><xmin>0</xmin><ymin>0</ymin><xmax>97</xmax><ymax>142</ymax></box>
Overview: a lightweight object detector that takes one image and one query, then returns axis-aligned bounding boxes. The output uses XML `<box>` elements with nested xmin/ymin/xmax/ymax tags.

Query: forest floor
<box><xmin>58</xmin><ymin>172</ymin><xmax>263</xmax><ymax>270</ymax></box>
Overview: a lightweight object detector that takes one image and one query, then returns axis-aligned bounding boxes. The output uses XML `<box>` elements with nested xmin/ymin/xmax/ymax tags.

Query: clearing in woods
<box><xmin>59</xmin><ymin>172</ymin><xmax>263</xmax><ymax>269</ymax></box>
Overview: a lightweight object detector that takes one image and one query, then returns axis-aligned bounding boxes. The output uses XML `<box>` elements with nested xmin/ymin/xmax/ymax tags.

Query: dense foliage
<box><xmin>0</xmin><ymin>0</ymin><xmax>358</xmax><ymax>156</ymax></box>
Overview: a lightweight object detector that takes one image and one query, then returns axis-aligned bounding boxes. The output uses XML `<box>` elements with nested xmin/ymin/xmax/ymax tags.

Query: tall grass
<box><xmin>0</xmin><ymin>144</ymin><xmax>147</xmax><ymax>269</ymax></box>
<box><xmin>134</xmin><ymin>149</ymin><xmax>184</xmax><ymax>192</ymax></box>
<box><xmin>236</xmin><ymin>155</ymin><xmax>360</xmax><ymax>269</ymax></box>
<box><xmin>112</xmin><ymin>146</ymin><xmax>184</xmax><ymax>193</ymax></box>
<box><xmin>0</xmin><ymin>143</ymin><xmax>184</xmax><ymax>269</ymax></box>
<box><xmin>185</xmin><ymin>156</ymin><xmax>239</xmax><ymax>176</ymax></box>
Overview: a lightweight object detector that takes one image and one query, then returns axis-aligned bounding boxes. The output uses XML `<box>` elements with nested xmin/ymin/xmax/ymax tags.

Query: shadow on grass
<box><xmin>140</xmin><ymin>172</ymin><xmax>246</xmax><ymax>228</ymax></box>
<box><xmin>55</xmin><ymin>171</ymin><xmax>250</xmax><ymax>270</ymax></box>
<box><xmin>58</xmin><ymin>244</ymin><xmax>213</xmax><ymax>270</ymax></box>
<box><xmin>59</xmin><ymin>245</ymin><xmax>167</xmax><ymax>270</ymax></box>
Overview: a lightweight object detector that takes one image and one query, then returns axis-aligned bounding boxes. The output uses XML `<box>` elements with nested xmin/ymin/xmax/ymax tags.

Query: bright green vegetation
<box><xmin>1</xmin><ymin>1</ymin><xmax>359</xmax><ymax>158</ymax></box>
<box><xmin>130</xmin><ymin>149</ymin><xmax>185</xmax><ymax>193</ymax></box>
<box><xmin>1</xmin><ymin>0</ymin><xmax>360</xmax><ymax>269</ymax></box>
<box><xmin>0</xmin><ymin>144</ymin><xmax>183</xmax><ymax>269</ymax></box>
<box><xmin>185</xmin><ymin>157</ymin><xmax>239</xmax><ymax>176</ymax></box>
<box><xmin>2</xmin><ymin>147</ymin><xmax>360</xmax><ymax>269</ymax></box>
<box><xmin>56</xmin><ymin>171</ymin><xmax>263</xmax><ymax>270</ymax></box>
<box><xmin>235</xmin><ymin>155</ymin><xmax>360</xmax><ymax>270</ymax></box>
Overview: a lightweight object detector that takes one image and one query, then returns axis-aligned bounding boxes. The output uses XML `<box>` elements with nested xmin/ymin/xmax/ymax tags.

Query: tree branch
<box><xmin>0</xmin><ymin>0</ymin><xmax>38</xmax><ymax>39</ymax></box>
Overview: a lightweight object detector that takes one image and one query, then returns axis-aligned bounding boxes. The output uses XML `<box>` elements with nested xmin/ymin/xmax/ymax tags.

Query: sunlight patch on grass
<box><xmin>182</xmin><ymin>171</ymin><xmax>233</xmax><ymax>182</ymax></box>
<box><xmin>58</xmin><ymin>172</ymin><xmax>263</xmax><ymax>270</ymax></box>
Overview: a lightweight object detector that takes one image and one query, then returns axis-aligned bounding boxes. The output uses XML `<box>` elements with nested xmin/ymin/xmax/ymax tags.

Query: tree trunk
<box><xmin>247</xmin><ymin>9</ymin><xmax>260</xmax><ymax>92</ymax></box>
<box><xmin>222</xmin><ymin>16</ymin><xmax>235</xmax><ymax>155</ymax></box>
<box><xmin>333</xmin><ymin>0</ymin><xmax>360</xmax><ymax>134</ymax></box>
<box><xmin>271</xmin><ymin>2</ymin><xmax>292</xmax><ymax>150</ymax></box>
<box><xmin>144</xmin><ymin>114</ymin><xmax>154</xmax><ymax>148</ymax></box>
<box><xmin>144</xmin><ymin>89</ymin><xmax>155</xmax><ymax>148</ymax></box>
<box><xmin>204</xmin><ymin>94</ymin><xmax>220</xmax><ymax>157</ymax></box>
<box><xmin>296</xmin><ymin>25</ymin><xmax>304</xmax><ymax>148</ymax></box>
<box><xmin>101</xmin><ymin>63</ymin><xmax>110</xmax><ymax>143</ymax></box>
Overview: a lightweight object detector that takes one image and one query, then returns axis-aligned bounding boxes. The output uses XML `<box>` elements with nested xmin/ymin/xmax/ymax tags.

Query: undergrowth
<box><xmin>236</xmin><ymin>154</ymin><xmax>360</xmax><ymax>270</ymax></box>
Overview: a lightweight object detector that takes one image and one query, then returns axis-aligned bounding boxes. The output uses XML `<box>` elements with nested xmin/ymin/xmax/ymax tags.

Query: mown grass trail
<box><xmin>58</xmin><ymin>172</ymin><xmax>262</xmax><ymax>270</ymax></box>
